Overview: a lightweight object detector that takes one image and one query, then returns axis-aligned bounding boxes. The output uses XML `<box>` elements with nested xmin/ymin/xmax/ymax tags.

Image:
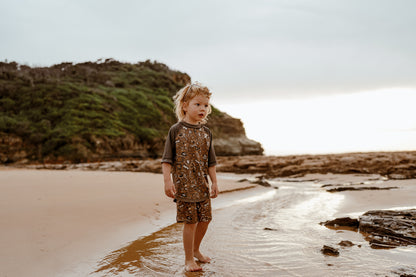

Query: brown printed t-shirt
<box><xmin>161</xmin><ymin>121</ymin><xmax>217</xmax><ymax>202</ymax></box>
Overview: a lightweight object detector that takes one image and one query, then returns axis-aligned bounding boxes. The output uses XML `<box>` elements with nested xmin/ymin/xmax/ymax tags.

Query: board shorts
<box><xmin>176</xmin><ymin>198</ymin><xmax>212</xmax><ymax>224</ymax></box>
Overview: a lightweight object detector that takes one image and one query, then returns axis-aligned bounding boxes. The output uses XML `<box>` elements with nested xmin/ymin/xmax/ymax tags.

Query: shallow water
<box><xmin>91</xmin><ymin>179</ymin><xmax>416</xmax><ymax>277</ymax></box>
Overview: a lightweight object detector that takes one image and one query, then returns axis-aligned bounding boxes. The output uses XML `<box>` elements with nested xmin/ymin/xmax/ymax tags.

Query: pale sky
<box><xmin>1</xmin><ymin>0</ymin><xmax>416</xmax><ymax>155</ymax></box>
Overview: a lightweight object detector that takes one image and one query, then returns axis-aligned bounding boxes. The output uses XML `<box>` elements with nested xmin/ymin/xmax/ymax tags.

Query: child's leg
<box><xmin>193</xmin><ymin>198</ymin><xmax>213</xmax><ymax>263</ymax></box>
<box><xmin>193</xmin><ymin>221</ymin><xmax>211</xmax><ymax>263</ymax></box>
<box><xmin>183</xmin><ymin>223</ymin><xmax>202</xmax><ymax>271</ymax></box>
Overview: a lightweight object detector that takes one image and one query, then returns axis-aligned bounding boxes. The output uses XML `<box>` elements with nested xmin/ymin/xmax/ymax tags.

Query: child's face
<box><xmin>183</xmin><ymin>94</ymin><xmax>210</xmax><ymax>124</ymax></box>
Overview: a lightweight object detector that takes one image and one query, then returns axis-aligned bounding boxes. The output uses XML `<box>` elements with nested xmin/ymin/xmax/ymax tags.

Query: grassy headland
<box><xmin>0</xmin><ymin>59</ymin><xmax>262</xmax><ymax>163</ymax></box>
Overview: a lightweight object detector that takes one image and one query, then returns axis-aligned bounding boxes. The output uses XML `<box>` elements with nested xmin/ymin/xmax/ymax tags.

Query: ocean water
<box><xmin>90</xmin><ymin>179</ymin><xmax>416</xmax><ymax>277</ymax></box>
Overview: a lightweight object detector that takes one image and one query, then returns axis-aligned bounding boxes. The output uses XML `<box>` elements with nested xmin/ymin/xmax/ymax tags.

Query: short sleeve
<box><xmin>208</xmin><ymin>130</ymin><xmax>217</xmax><ymax>167</ymax></box>
<box><xmin>161</xmin><ymin>126</ymin><xmax>176</xmax><ymax>164</ymax></box>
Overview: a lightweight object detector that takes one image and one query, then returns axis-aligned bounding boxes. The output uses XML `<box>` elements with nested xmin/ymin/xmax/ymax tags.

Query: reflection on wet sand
<box><xmin>92</xmin><ymin>223</ymin><xmax>186</xmax><ymax>276</ymax></box>
<box><xmin>91</xmin><ymin>176</ymin><xmax>416</xmax><ymax>277</ymax></box>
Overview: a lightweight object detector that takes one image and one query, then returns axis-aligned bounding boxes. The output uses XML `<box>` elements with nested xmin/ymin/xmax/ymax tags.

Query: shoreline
<box><xmin>0</xmin><ymin>168</ymin><xmax>260</xmax><ymax>277</ymax></box>
<box><xmin>295</xmin><ymin>173</ymin><xmax>416</xmax><ymax>217</ymax></box>
<box><xmin>1</xmin><ymin>168</ymin><xmax>415</xmax><ymax>276</ymax></box>
<box><xmin>6</xmin><ymin>150</ymin><xmax>416</xmax><ymax>180</ymax></box>
<box><xmin>90</xmin><ymin>172</ymin><xmax>416</xmax><ymax>276</ymax></box>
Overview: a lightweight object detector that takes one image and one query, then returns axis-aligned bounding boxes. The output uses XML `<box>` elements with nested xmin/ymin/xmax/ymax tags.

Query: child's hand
<box><xmin>164</xmin><ymin>181</ymin><xmax>176</xmax><ymax>198</ymax></box>
<box><xmin>210</xmin><ymin>183</ymin><xmax>219</xmax><ymax>198</ymax></box>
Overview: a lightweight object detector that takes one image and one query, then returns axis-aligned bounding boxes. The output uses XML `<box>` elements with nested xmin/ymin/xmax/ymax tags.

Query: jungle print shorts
<box><xmin>176</xmin><ymin>198</ymin><xmax>212</xmax><ymax>224</ymax></box>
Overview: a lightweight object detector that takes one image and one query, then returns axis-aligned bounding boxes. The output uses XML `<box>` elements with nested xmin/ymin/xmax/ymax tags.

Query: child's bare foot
<box><xmin>194</xmin><ymin>250</ymin><xmax>211</xmax><ymax>263</ymax></box>
<box><xmin>185</xmin><ymin>260</ymin><xmax>202</xmax><ymax>272</ymax></box>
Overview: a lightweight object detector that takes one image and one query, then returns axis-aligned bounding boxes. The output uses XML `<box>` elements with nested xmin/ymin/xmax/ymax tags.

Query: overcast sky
<box><xmin>1</xmin><ymin>0</ymin><xmax>416</xmax><ymax>102</ymax></box>
<box><xmin>2</xmin><ymin>0</ymin><xmax>416</xmax><ymax>154</ymax></box>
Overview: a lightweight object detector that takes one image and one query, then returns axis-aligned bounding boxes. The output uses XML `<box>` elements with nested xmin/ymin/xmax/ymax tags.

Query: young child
<box><xmin>161</xmin><ymin>82</ymin><xmax>219</xmax><ymax>272</ymax></box>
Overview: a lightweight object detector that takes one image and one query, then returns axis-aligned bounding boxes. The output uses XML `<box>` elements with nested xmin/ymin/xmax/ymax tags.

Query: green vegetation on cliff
<box><xmin>0</xmin><ymin>59</ymin><xmax>259</xmax><ymax>163</ymax></box>
<box><xmin>0</xmin><ymin>60</ymin><xmax>184</xmax><ymax>162</ymax></box>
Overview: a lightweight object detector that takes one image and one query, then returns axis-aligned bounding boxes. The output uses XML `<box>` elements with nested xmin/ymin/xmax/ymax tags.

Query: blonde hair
<box><xmin>173</xmin><ymin>82</ymin><xmax>212</xmax><ymax>124</ymax></box>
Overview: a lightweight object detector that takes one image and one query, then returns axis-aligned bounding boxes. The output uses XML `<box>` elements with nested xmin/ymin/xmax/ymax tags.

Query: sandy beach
<box><xmin>0</xmin><ymin>168</ymin><xmax>257</xmax><ymax>277</ymax></box>
<box><xmin>1</xmin><ymin>168</ymin><xmax>416</xmax><ymax>276</ymax></box>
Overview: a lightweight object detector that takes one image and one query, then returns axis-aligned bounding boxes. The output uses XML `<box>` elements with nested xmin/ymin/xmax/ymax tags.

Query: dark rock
<box><xmin>252</xmin><ymin>176</ymin><xmax>272</xmax><ymax>187</ymax></box>
<box><xmin>237</xmin><ymin>177</ymin><xmax>276</xmax><ymax>188</ymax></box>
<box><xmin>321</xmin><ymin>245</ymin><xmax>339</xmax><ymax>256</ymax></box>
<box><xmin>321</xmin><ymin>217</ymin><xmax>359</xmax><ymax>229</ymax></box>
<box><xmin>264</xmin><ymin>227</ymin><xmax>278</xmax><ymax>231</ymax></box>
<box><xmin>359</xmin><ymin>209</ymin><xmax>416</xmax><ymax>248</ymax></box>
<box><xmin>321</xmin><ymin>184</ymin><xmax>335</xmax><ymax>188</ymax></box>
<box><xmin>338</xmin><ymin>240</ymin><xmax>354</xmax><ymax>247</ymax></box>
<box><xmin>323</xmin><ymin>209</ymin><xmax>416</xmax><ymax>249</ymax></box>
<box><xmin>326</xmin><ymin>186</ymin><xmax>398</xmax><ymax>193</ymax></box>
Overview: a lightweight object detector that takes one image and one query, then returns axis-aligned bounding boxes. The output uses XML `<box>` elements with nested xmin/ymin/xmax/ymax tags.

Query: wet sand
<box><xmin>1</xmin><ymin>169</ymin><xmax>416</xmax><ymax>276</ymax></box>
<box><xmin>91</xmin><ymin>174</ymin><xmax>416</xmax><ymax>277</ymax></box>
<box><xmin>0</xmin><ymin>168</ymin><xmax>255</xmax><ymax>277</ymax></box>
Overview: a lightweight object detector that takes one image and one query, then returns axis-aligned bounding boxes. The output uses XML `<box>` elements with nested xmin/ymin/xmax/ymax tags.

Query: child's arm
<box><xmin>162</xmin><ymin>162</ymin><xmax>176</xmax><ymax>198</ymax></box>
<box><xmin>208</xmin><ymin>165</ymin><xmax>219</xmax><ymax>198</ymax></box>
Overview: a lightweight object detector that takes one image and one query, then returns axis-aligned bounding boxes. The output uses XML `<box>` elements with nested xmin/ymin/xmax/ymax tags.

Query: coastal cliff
<box><xmin>0</xmin><ymin>59</ymin><xmax>263</xmax><ymax>163</ymax></box>
<box><xmin>207</xmin><ymin>112</ymin><xmax>263</xmax><ymax>156</ymax></box>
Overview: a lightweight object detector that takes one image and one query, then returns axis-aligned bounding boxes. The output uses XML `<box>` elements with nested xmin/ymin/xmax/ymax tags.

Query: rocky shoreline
<box><xmin>3</xmin><ymin>151</ymin><xmax>416</xmax><ymax>276</ymax></box>
<box><xmin>12</xmin><ymin>151</ymin><xmax>416</xmax><ymax>180</ymax></box>
<box><xmin>216</xmin><ymin>151</ymin><xmax>416</xmax><ymax>180</ymax></box>
<box><xmin>322</xmin><ymin>209</ymin><xmax>416</xmax><ymax>249</ymax></box>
